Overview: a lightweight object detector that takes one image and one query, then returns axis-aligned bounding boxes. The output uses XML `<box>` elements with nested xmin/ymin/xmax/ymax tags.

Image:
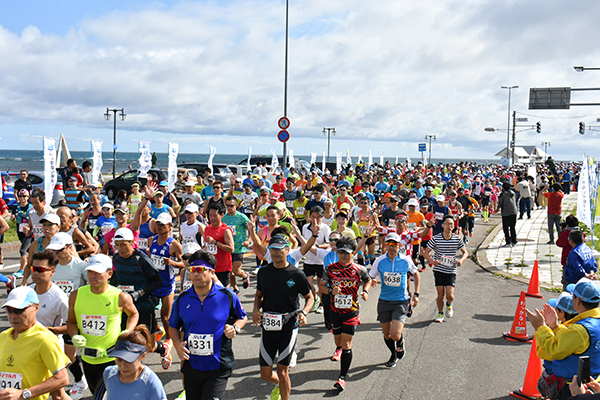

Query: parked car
<box><xmin>238</xmin><ymin>156</ymin><xmax>312</xmax><ymax>176</ymax></box>
<box><xmin>177</xmin><ymin>163</ymin><xmax>232</xmax><ymax>189</ymax></box>
<box><xmin>103</xmin><ymin>169</ymin><xmax>168</xmax><ymax>200</ymax></box>
<box><xmin>228</xmin><ymin>164</ymin><xmax>250</xmax><ymax>179</ymax></box>
<box><xmin>2</xmin><ymin>170</ymin><xmax>65</xmax><ymax>207</ymax></box>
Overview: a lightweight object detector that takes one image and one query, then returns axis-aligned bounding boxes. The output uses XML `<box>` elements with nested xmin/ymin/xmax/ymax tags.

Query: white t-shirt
<box><xmin>302</xmin><ymin>223</ymin><xmax>331</xmax><ymax>265</ymax></box>
<box><xmin>52</xmin><ymin>257</ymin><xmax>88</xmax><ymax>295</ymax></box>
<box><xmin>31</xmin><ymin>283</ymin><xmax>69</xmax><ymax>328</ymax></box>
<box><xmin>29</xmin><ymin>205</ymin><xmax>55</xmax><ymax>240</ymax></box>
<box><xmin>264</xmin><ymin>248</ymin><xmax>304</xmax><ymax>267</ymax></box>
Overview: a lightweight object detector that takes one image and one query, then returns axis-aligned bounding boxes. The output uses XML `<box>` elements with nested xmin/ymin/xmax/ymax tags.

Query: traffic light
<box><xmin>536</xmin><ymin>121</ymin><xmax>541</xmax><ymax>133</ymax></box>
<box><xmin>579</xmin><ymin>122</ymin><xmax>585</xmax><ymax>135</ymax></box>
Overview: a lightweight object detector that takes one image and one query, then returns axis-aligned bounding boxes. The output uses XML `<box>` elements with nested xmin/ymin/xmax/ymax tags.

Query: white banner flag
<box><xmin>247</xmin><ymin>147</ymin><xmax>252</xmax><ymax>172</ymax></box>
<box><xmin>336</xmin><ymin>152</ymin><xmax>342</xmax><ymax>174</ymax></box>
<box><xmin>138</xmin><ymin>141</ymin><xmax>152</xmax><ymax>179</ymax></box>
<box><xmin>358</xmin><ymin>154</ymin><xmax>363</xmax><ymax>164</ymax></box>
<box><xmin>395</xmin><ymin>155</ymin><xmax>398</xmax><ymax>165</ymax></box>
<box><xmin>167</xmin><ymin>142</ymin><xmax>179</xmax><ymax>193</ymax></box>
<box><xmin>322</xmin><ymin>151</ymin><xmax>326</xmax><ymax>172</ymax></box>
<box><xmin>346</xmin><ymin>149</ymin><xmax>352</xmax><ymax>166</ymax></box>
<box><xmin>208</xmin><ymin>146</ymin><xmax>216</xmax><ymax>174</ymax></box>
<box><xmin>271</xmin><ymin>149</ymin><xmax>279</xmax><ymax>170</ymax></box>
<box><xmin>578</xmin><ymin>155</ymin><xmax>592</xmax><ymax>228</ymax></box>
<box><xmin>288</xmin><ymin>149</ymin><xmax>294</xmax><ymax>169</ymax></box>
<box><xmin>310</xmin><ymin>152</ymin><xmax>317</xmax><ymax>165</ymax></box>
<box><xmin>91</xmin><ymin>141</ymin><xmax>103</xmax><ymax>186</ymax></box>
<box><xmin>43</xmin><ymin>137</ymin><xmax>57</xmax><ymax>206</ymax></box>
<box><xmin>407</xmin><ymin>157</ymin><xmax>413</xmax><ymax>170</ymax></box>
<box><xmin>368</xmin><ymin>151</ymin><xmax>373</xmax><ymax>168</ymax></box>
<box><xmin>380</xmin><ymin>151</ymin><xmax>384</xmax><ymax>166</ymax></box>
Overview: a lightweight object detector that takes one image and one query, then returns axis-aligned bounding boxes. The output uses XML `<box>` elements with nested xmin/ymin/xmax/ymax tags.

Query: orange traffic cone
<box><xmin>503</xmin><ymin>291</ymin><xmax>533</xmax><ymax>342</ymax></box>
<box><xmin>525</xmin><ymin>260</ymin><xmax>543</xmax><ymax>298</ymax></box>
<box><xmin>510</xmin><ymin>338</ymin><xmax>542</xmax><ymax>399</ymax></box>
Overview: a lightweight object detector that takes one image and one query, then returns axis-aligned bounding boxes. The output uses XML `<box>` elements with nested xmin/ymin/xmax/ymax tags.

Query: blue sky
<box><xmin>1</xmin><ymin>0</ymin><xmax>599</xmax><ymax>161</ymax></box>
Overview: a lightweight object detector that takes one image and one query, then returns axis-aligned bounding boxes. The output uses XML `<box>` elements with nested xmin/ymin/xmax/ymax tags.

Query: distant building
<box><xmin>495</xmin><ymin>146</ymin><xmax>549</xmax><ymax>164</ymax></box>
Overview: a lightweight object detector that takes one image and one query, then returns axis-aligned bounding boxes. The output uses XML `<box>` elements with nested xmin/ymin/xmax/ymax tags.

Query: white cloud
<box><xmin>0</xmin><ymin>0</ymin><xmax>599</xmax><ymax>160</ymax></box>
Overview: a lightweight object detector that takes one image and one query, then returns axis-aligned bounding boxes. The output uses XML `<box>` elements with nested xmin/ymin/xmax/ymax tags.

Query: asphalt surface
<box><xmin>0</xmin><ymin>213</ymin><xmax>552</xmax><ymax>399</ymax></box>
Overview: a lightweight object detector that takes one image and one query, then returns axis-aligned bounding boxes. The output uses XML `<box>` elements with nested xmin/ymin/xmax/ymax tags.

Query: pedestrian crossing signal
<box><xmin>579</xmin><ymin>122</ymin><xmax>585</xmax><ymax>135</ymax></box>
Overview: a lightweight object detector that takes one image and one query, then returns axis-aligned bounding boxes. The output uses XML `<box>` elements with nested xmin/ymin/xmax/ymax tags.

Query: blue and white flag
<box><xmin>208</xmin><ymin>146</ymin><xmax>216</xmax><ymax>174</ymax></box>
<box><xmin>138</xmin><ymin>141</ymin><xmax>152</xmax><ymax>179</ymax></box>
<box><xmin>43</xmin><ymin>137</ymin><xmax>57</xmax><ymax>206</ymax></box>
<box><xmin>91</xmin><ymin>141</ymin><xmax>103</xmax><ymax>186</ymax></box>
<box><xmin>271</xmin><ymin>149</ymin><xmax>279</xmax><ymax>170</ymax></box>
<box><xmin>167</xmin><ymin>142</ymin><xmax>179</xmax><ymax>193</ymax></box>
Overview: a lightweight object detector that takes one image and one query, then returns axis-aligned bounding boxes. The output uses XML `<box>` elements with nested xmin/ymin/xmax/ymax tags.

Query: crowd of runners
<box><xmin>0</xmin><ymin>156</ymin><xmax>583</xmax><ymax>400</ymax></box>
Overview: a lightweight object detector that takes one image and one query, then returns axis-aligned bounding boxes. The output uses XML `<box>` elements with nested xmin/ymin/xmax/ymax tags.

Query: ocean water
<box><xmin>0</xmin><ymin>149</ymin><xmax>499</xmax><ymax>174</ymax></box>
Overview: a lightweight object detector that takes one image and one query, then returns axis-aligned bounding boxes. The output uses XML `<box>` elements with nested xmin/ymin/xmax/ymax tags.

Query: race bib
<box><xmin>383</xmin><ymin>272</ymin><xmax>403</xmax><ymax>287</ymax></box>
<box><xmin>81</xmin><ymin>314</ymin><xmax>107</xmax><ymax>336</ymax></box>
<box><xmin>205</xmin><ymin>243</ymin><xmax>218</xmax><ymax>255</ymax></box>
<box><xmin>388</xmin><ymin>220</ymin><xmax>396</xmax><ymax>229</ymax></box>
<box><xmin>286</xmin><ymin>200</ymin><xmax>293</xmax><ymax>208</ymax></box>
<box><xmin>151</xmin><ymin>255</ymin><xmax>166</xmax><ymax>270</ymax></box>
<box><xmin>334</xmin><ymin>294</ymin><xmax>353</xmax><ymax>309</ymax></box>
<box><xmin>407</xmin><ymin>222</ymin><xmax>417</xmax><ymax>230</ymax></box>
<box><xmin>101</xmin><ymin>225</ymin><xmax>113</xmax><ymax>236</ymax></box>
<box><xmin>434</xmin><ymin>212</ymin><xmax>444</xmax><ymax>220</ymax></box>
<box><xmin>33</xmin><ymin>224</ymin><xmax>43</xmax><ymax>239</ymax></box>
<box><xmin>230</xmin><ymin>226</ymin><xmax>236</xmax><ymax>236</ymax></box>
<box><xmin>181</xmin><ymin>236</ymin><xmax>195</xmax><ymax>245</ymax></box>
<box><xmin>439</xmin><ymin>255</ymin><xmax>457</xmax><ymax>268</ymax></box>
<box><xmin>296</xmin><ymin>207</ymin><xmax>305</xmax><ymax>215</ymax></box>
<box><xmin>262</xmin><ymin>312</ymin><xmax>283</xmax><ymax>331</ymax></box>
<box><xmin>188</xmin><ymin>333</ymin><xmax>214</xmax><ymax>356</ymax></box>
<box><xmin>138</xmin><ymin>238</ymin><xmax>149</xmax><ymax>250</ymax></box>
<box><xmin>118</xmin><ymin>285</ymin><xmax>135</xmax><ymax>294</ymax></box>
<box><xmin>131</xmin><ymin>198</ymin><xmax>141</xmax><ymax>206</ymax></box>
<box><xmin>359</xmin><ymin>225</ymin><xmax>368</xmax><ymax>234</ymax></box>
<box><xmin>18</xmin><ymin>223</ymin><xmax>28</xmax><ymax>233</ymax></box>
<box><xmin>0</xmin><ymin>372</ymin><xmax>22</xmax><ymax>390</ymax></box>
<box><xmin>55</xmin><ymin>280</ymin><xmax>75</xmax><ymax>294</ymax></box>
<box><xmin>182</xmin><ymin>280</ymin><xmax>193</xmax><ymax>292</ymax></box>
<box><xmin>399</xmin><ymin>245</ymin><xmax>407</xmax><ymax>255</ymax></box>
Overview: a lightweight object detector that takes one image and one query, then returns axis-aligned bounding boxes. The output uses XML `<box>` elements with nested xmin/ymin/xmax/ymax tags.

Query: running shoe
<box><xmin>6</xmin><ymin>275</ymin><xmax>16</xmax><ymax>295</ymax></box>
<box><xmin>233</xmin><ymin>289</ymin><xmax>240</xmax><ymax>295</ymax></box>
<box><xmin>419</xmin><ymin>266</ymin><xmax>426</xmax><ymax>272</ymax></box>
<box><xmin>315</xmin><ymin>305</ymin><xmax>324</xmax><ymax>314</ymax></box>
<box><xmin>154</xmin><ymin>326</ymin><xmax>165</xmax><ymax>342</ymax></box>
<box><xmin>177</xmin><ymin>391</ymin><xmax>186</xmax><ymax>400</ymax></box>
<box><xmin>385</xmin><ymin>355</ymin><xmax>398</xmax><ymax>368</ymax></box>
<box><xmin>311</xmin><ymin>295</ymin><xmax>320</xmax><ymax>312</ymax></box>
<box><xmin>435</xmin><ymin>312</ymin><xmax>444</xmax><ymax>323</ymax></box>
<box><xmin>69</xmin><ymin>377</ymin><xmax>88</xmax><ymax>400</ymax></box>
<box><xmin>155</xmin><ymin>298</ymin><xmax>162</xmax><ymax>310</ymax></box>
<box><xmin>446</xmin><ymin>304</ymin><xmax>453</xmax><ymax>318</ymax></box>
<box><xmin>334</xmin><ymin>377</ymin><xmax>346</xmax><ymax>391</ymax></box>
<box><xmin>161</xmin><ymin>340</ymin><xmax>172</xmax><ymax>370</ymax></box>
<box><xmin>242</xmin><ymin>273</ymin><xmax>250</xmax><ymax>289</ymax></box>
<box><xmin>270</xmin><ymin>385</ymin><xmax>281</xmax><ymax>400</ymax></box>
<box><xmin>397</xmin><ymin>335</ymin><xmax>405</xmax><ymax>360</ymax></box>
<box><xmin>12</xmin><ymin>270</ymin><xmax>23</xmax><ymax>278</ymax></box>
<box><xmin>331</xmin><ymin>347</ymin><xmax>342</xmax><ymax>361</ymax></box>
<box><xmin>252</xmin><ymin>267</ymin><xmax>261</xmax><ymax>275</ymax></box>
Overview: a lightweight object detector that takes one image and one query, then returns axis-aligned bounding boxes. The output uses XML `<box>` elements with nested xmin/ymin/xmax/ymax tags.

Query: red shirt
<box><xmin>204</xmin><ymin>223</ymin><xmax>233</xmax><ymax>273</ymax></box>
<box><xmin>544</xmin><ymin>191</ymin><xmax>564</xmax><ymax>215</ymax></box>
<box><xmin>272</xmin><ymin>183</ymin><xmax>285</xmax><ymax>193</ymax></box>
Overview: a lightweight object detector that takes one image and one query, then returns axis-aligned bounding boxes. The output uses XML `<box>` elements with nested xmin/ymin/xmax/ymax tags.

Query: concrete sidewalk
<box><xmin>480</xmin><ymin>192</ymin><xmax>590</xmax><ymax>287</ymax></box>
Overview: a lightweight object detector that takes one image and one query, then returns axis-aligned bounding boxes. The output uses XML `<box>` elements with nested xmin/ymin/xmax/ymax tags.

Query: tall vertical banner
<box><xmin>577</xmin><ymin>155</ymin><xmax>592</xmax><ymax>229</ymax></box>
<box><xmin>270</xmin><ymin>149</ymin><xmax>279</xmax><ymax>170</ymax></box>
<box><xmin>43</xmin><ymin>137</ymin><xmax>57</xmax><ymax>206</ymax></box>
<box><xmin>368</xmin><ymin>151</ymin><xmax>373</xmax><ymax>168</ymax></box>
<box><xmin>91</xmin><ymin>141</ymin><xmax>103</xmax><ymax>186</ymax></box>
<box><xmin>380</xmin><ymin>151</ymin><xmax>384</xmax><ymax>166</ymax></box>
<box><xmin>167</xmin><ymin>142</ymin><xmax>179</xmax><ymax>193</ymax></box>
<box><xmin>322</xmin><ymin>151</ymin><xmax>326</xmax><ymax>172</ymax></box>
<box><xmin>310</xmin><ymin>152</ymin><xmax>317</xmax><ymax>165</ymax></box>
<box><xmin>407</xmin><ymin>157</ymin><xmax>413</xmax><ymax>170</ymax></box>
<box><xmin>358</xmin><ymin>154</ymin><xmax>363</xmax><ymax>165</ymax></box>
<box><xmin>288</xmin><ymin>149</ymin><xmax>294</xmax><ymax>169</ymax></box>
<box><xmin>208</xmin><ymin>146</ymin><xmax>216</xmax><ymax>174</ymax></box>
<box><xmin>346</xmin><ymin>149</ymin><xmax>352</xmax><ymax>166</ymax></box>
<box><xmin>336</xmin><ymin>152</ymin><xmax>342</xmax><ymax>173</ymax></box>
<box><xmin>247</xmin><ymin>147</ymin><xmax>252</xmax><ymax>172</ymax></box>
<box><xmin>395</xmin><ymin>155</ymin><xmax>398</xmax><ymax>165</ymax></box>
<box><xmin>138</xmin><ymin>141</ymin><xmax>152</xmax><ymax>179</ymax></box>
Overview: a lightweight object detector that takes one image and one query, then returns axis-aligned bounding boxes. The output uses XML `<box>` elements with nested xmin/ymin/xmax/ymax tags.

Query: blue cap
<box><xmin>159</xmin><ymin>180</ymin><xmax>168</xmax><ymax>186</ymax></box>
<box><xmin>548</xmin><ymin>292</ymin><xmax>576</xmax><ymax>314</ymax></box>
<box><xmin>2</xmin><ymin>286</ymin><xmax>39</xmax><ymax>309</ymax></box>
<box><xmin>108</xmin><ymin>341</ymin><xmax>147</xmax><ymax>363</ymax></box>
<box><xmin>566</xmin><ymin>278</ymin><xmax>600</xmax><ymax>303</ymax></box>
<box><xmin>267</xmin><ymin>235</ymin><xmax>290</xmax><ymax>250</ymax></box>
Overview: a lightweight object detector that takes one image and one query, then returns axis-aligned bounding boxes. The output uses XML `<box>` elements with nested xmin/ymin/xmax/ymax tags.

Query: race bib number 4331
<box><xmin>188</xmin><ymin>333</ymin><xmax>214</xmax><ymax>356</ymax></box>
<box><xmin>81</xmin><ymin>315</ymin><xmax>107</xmax><ymax>336</ymax></box>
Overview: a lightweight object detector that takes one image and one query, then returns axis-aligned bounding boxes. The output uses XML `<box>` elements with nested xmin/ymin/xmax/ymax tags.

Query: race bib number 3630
<box><xmin>0</xmin><ymin>372</ymin><xmax>22</xmax><ymax>390</ymax></box>
<box><xmin>81</xmin><ymin>315</ymin><xmax>107</xmax><ymax>336</ymax></box>
<box><xmin>188</xmin><ymin>333</ymin><xmax>214</xmax><ymax>356</ymax></box>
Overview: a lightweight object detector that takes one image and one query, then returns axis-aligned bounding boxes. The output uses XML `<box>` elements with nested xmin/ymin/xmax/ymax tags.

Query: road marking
<box><xmin>0</xmin><ymin>263</ymin><xmax>20</xmax><ymax>271</ymax></box>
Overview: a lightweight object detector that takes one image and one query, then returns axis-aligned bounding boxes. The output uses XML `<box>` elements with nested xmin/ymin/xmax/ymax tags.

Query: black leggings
<box><xmin>83</xmin><ymin>360</ymin><xmax>115</xmax><ymax>394</ymax></box>
<box><xmin>182</xmin><ymin>361</ymin><xmax>232</xmax><ymax>400</ymax></box>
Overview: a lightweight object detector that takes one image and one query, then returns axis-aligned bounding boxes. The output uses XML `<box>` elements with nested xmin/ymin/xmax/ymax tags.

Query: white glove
<box><xmin>72</xmin><ymin>334</ymin><xmax>87</xmax><ymax>349</ymax></box>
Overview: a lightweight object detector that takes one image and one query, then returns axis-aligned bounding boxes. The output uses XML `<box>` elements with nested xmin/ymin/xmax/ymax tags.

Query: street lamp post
<box><xmin>542</xmin><ymin>141</ymin><xmax>551</xmax><ymax>161</ymax></box>
<box><xmin>574</xmin><ymin>66</ymin><xmax>600</xmax><ymax>72</ymax></box>
<box><xmin>501</xmin><ymin>85</ymin><xmax>518</xmax><ymax>165</ymax></box>
<box><xmin>424</xmin><ymin>134</ymin><xmax>436</xmax><ymax>166</ymax></box>
<box><xmin>104</xmin><ymin>108</ymin><xmax>126</xmax><ymax>179</ymax></box>
<box><xmin>323</xmin><ymin>127</ymin><xmax>336</xmax><ymax>162</ymax></box>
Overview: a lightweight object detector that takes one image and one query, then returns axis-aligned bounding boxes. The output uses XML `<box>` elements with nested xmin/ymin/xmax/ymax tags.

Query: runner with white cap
<box><xmin>0</xmin><ymin>286</ymin><xmax>71</xmax><ymax>400</ymax></box>
<box><xmin>182</xmin><ymin>180</ymin><xmax>203</xmax><ymax>208</ymax></box>
<box><xmin>101</xmin><ymin>203</ymin><xmax>143</xmax><ymax>256</ymax></box>
<box><xmin>66</xmin><ymin>254</ymin><xmax>139</xmax><ymax>394</ymax></box>
<box><xmin>370</xmin><ymin>232</ymin><xmax>420</xmax><ymax>368</ymax></box>
<box><xmin>22</xmin><ymin>213</ymin><xmax>61</xmax><ymax>286</ymax></box>
<box><xmin>179</xmin><ymin>203</ymin><xmax>204</xmax><ymax>248</ymax></box>
<box><xmin>92</xmin><ymin>202</ymin><xmax>117</xmax><ymax>249</ymax></box>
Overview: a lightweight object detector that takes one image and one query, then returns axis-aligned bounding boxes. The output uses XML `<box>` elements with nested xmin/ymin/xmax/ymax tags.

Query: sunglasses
<box><xmin>360</xmin><ymin>202</ymin><xmax>369</xmax><ymax>205</ymax></box>
<box><xmin>226</xmin><ymin>204</ymin><xmax>236</xmax><ymax>208</ymax></box>
<box><xmin>32</xmin><ymin>266</ymin><xmax>54</xmax><ymax>273</ymax></box>
<box><xmin>385</xmin><ymin>242</ymin><xmax>400</xmax><ymax>247</ymax></box>
<box><xmin>329</xmin><ymin>238</ymin><xmax>339</xmax><ymax>242</ymax></box>
<box><xmin>189</xmin><ymin>266</ymin><xmax>213</xmax><ymax>273</ymax></box>
<box><xmin>5</xmin><ymin>305</ymin><xmax>33</xmax><ymax>315</ymax></box>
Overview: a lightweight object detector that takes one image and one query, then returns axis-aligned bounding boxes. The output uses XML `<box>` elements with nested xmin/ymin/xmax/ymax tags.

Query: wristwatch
<box><xmin>22</xmin><ymin>389</ymin><xmax>32</xmax><ymax>400</ymax></box>
<box><xmin>233</xmin><ymin>325</ymin><xmax>240</xmax><ymax>334</ymax></box>
<box><xmin>414</xmin><ymin>293</ymin><xmax>420</xmax><ymax>297</ymax></box>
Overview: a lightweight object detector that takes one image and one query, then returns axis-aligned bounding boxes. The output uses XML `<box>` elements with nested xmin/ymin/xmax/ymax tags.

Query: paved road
<box><xmin>0</xmin><ymin>217</ymin><xmax>551</xmax><ymax>399</ymax></box>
